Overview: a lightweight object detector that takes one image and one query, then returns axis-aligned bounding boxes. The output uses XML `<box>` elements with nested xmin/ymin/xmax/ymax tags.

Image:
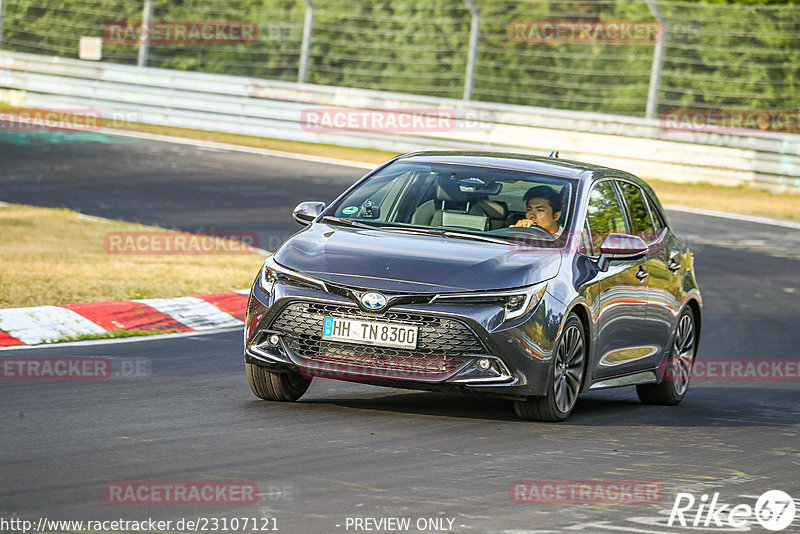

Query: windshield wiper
<box><xmin>324</xmin><ymin>217</ymin><xmax>530</xmax><ymax>246</ymax></box>
<box><xmin>381</xmin><ymin>225</ymin><xmax>510</xmax><ymax>245</ymax></box>
<box><xmin>442</xmin><ymin>231</ymin><xmax>511</xmax><ymax>245</ymax></box>
<box><xmin>321</xmin><ymin>216</ymin><xmax>384</xmax><ymax>229</ymax></box>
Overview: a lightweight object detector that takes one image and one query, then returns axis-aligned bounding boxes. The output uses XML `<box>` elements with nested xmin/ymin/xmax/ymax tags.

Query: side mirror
<box><xmin>293</xmin><ymin>201</ymin><xmax>326</xmax><ymax>225</ymax></box>
<box><xmin>596</xmin><ymin>233</ymin><xmax>648</xmax><ymax>271</ymax></box>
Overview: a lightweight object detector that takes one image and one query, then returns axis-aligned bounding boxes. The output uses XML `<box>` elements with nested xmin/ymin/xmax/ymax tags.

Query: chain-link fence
<box><xmin>0</xmin><ymin>0</ymin><xmax>797</xmax><ymax>119</ymax></box>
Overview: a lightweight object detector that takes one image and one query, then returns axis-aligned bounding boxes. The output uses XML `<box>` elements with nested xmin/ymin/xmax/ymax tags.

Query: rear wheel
<box><xmin>246</xmin><ymin>363</ymin><xmax>311</xmax><ymax>401</ymax></box>
<box><xmin>637</xmin><ymin>308</ymin><xmax>697</xmax><ymax>405</ymax></box>
<box><xmin>514</xmin><ymin>314</ymin><xmax>586</xmax><ymax>422</ymax></box>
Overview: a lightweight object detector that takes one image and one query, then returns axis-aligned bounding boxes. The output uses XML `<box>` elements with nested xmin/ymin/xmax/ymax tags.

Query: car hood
<box><xmin>274</xmin><ymin>223</ymin><xmax>562</xmax><ymax>293</ymax></box>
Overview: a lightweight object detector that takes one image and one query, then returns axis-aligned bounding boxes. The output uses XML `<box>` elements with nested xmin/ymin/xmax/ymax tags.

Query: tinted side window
<box><xmin>584</xmin><ymin>181</ymin><xmax>627</xmax><ymax>255</ymax></box>
<box><xmin>617</xmin><ymin>181</ymin><xmax>656</xmax><ymax>242</ymax></box>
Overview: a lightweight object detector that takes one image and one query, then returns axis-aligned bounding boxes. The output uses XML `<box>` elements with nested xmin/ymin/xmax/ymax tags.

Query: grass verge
<box><xmin>50</xmin><ymin>329</ymin><xmax>180</xmax><ymax>343</ymax></box>
<box><xmin>649</xmin><ymin>179</ymin><xmax>800</xmax><ymax>222</ymax></box>
<box><xmin>0</xmin><ymin>203</ymin><xmax>263</xmax><ymax>309</ymax></box>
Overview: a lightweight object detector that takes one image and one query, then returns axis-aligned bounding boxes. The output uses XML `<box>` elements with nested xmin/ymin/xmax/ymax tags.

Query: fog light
<box><xmin>477</xmin><ymin>358</ymin><xmax>491</xmax><ymax>370</ymax></box>
<box><xmin>268</xmin><ymin>334</ymin><xmax>280</xmax><ymax>346</ymax></box>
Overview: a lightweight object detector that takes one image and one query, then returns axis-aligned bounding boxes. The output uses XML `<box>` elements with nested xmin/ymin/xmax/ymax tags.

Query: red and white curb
<box><xmin>0</xmin><ymin>289</ymin><xmax>250</xmax><ymax>347</ymax></box>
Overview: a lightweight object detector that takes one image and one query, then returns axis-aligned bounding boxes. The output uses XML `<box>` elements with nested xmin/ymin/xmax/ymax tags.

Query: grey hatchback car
<box><xmin>244</xmin><ymin>152</ymin><xmax>702</xmax><ymax>421</ymax></box>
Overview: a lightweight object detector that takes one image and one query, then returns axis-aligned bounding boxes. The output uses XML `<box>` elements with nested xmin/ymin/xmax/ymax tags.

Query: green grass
<box><xmin>48</xmin><ymin>329</ymin><xmax>180</xmax><ymax>343</ymax></box>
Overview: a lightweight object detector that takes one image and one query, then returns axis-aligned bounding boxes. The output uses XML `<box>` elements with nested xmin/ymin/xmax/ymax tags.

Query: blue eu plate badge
<box><xmin>323</xmin><ymin>317</ymin><xmax>333</xmax><ymax>337</ymax></box>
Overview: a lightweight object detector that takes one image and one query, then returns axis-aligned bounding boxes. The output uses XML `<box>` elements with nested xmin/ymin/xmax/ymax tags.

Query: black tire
<box><xmin>514</xmin><ymin>313</ymin><xmax>586</xmax><ymax>422</ymax></box>
<box><xmin>637</xmin><ymin>308</ymin><xmax>697</xmax><ymax>406</ymax></box>
<box><xmin>246</xmin><ymin>363</ymin><xmax>311</xmax><ymax>402</ymax></box>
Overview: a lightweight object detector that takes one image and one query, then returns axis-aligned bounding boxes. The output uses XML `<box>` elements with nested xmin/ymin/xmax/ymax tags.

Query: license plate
<box><xmin>321</xmin><ymin>317</ymin><xmax>418</xmax><ymax>349</ymax></box>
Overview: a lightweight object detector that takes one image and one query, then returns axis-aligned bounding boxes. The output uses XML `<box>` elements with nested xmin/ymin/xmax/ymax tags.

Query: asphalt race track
<box><xmin>1</xmin><ymin>130</ymin><xmax>799</xmax><ymax>534</ymax></box>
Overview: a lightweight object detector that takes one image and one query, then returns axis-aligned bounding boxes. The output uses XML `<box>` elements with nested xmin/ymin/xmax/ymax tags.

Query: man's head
<box><xmin>522</xmin><ymin>185</ymin><xmax>562</xmax><ymax>233</ymax></box>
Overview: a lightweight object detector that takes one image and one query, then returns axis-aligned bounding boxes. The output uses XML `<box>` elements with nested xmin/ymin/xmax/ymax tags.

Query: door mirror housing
<box><xmin>597</xmin><ymin>233</ymin><xmax>649</xmax><ymax>271</ymax></box>
<box><xmin>293</xmin><ymin>201</ymin><xmax>326</xmax><ymax>225</ymax></box>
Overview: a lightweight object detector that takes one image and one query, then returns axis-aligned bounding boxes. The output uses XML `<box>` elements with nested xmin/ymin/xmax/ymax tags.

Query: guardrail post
<box><xmin>137</xmin><ymin>0</ymin><xmax>152</xmax><ymax>67</ymax></box>
<box><xmin>298</xmin><ymin>0</ymin><xmax>314</xmax><ymax>84</ymax></box>
<box><xmin>463</xmin><ymin>0</ymin><xmax>480</xmax><ymax>101</ymax></box>
<box><xmin>0</xmin><ymin>0</ymin><xmax>6</xmax><ymax>50</ymax></box>
<box><xmin>645</xmin><ymin>0</ymin><xmax>667</xmax><ymax>119</ymax></box>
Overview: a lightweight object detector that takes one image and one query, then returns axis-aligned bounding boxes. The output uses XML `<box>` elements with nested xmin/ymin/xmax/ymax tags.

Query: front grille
<box><xmin>270</xmin><ymin>301</ymin><xmax>485</xmax><ymax>380</ymax></box>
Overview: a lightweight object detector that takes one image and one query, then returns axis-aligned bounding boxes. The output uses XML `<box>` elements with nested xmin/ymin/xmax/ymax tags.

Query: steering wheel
<box><xmin>509</xmin><ymin>222</ymin><xmax>553</xmax><ymax>236</ymax></box>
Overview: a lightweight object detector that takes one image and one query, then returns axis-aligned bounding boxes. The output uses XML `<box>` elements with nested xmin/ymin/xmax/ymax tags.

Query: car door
<box><xmin>637</xmin><ymin>189</ymin><xmax>686</xmax><ymax>357</ymax></box>
<box><xmin>580</xmin><ymin>180</ymin><xmax>651</xmax><ymax>380</ymax></box>
<box><xmin>615</xmin><ymin>179</ymin><xmax>672</xmax><ymax>370</ymax></box>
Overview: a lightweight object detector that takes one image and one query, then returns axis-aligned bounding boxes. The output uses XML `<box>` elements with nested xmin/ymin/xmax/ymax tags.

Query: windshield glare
<box><xmin>329</xmin><ymin>161</ymin><xmax>576</xmax><ymax>247</ymax></box>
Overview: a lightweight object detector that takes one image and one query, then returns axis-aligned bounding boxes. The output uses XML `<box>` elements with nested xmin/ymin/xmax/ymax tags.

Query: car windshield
<box><xmin>327</xmin><ymin>161</ymin><xmax>577</xmax><ymax>247</ymax></box>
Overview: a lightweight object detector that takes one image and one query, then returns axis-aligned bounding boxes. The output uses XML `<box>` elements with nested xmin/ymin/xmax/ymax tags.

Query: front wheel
<box><xmin>246</xmin><ymin>363</ymin><xmax>311</xmax><ymax>402</ymax></box>
<box><xmin>637</xmin><ymin>308</ymin><xmax>697</xmax><ymax>405</ymax></box>
<box><xmin>514</xmin><ymin>314</ymin><xmax>586</xmax><ymax>422</ymax></box>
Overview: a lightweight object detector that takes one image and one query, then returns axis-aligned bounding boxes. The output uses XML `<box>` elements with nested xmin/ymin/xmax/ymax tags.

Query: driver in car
<box><xmin>509</xmin><ymin>185</ymin><xmax>563</xmax><ymax>236</ymax></box>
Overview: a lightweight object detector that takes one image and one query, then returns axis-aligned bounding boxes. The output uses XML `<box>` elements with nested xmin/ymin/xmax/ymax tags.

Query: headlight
<box><xmin>259</xmin><ymin>258</ymin><xmax>279</xmax><ymax>293</ymax></box>
<box><xmin>432</xmin><ymin>281</ymin><xmax>548</xmax><ymax>321</ymax></box>
<box><xmin>499</xmin><ymin>283</ymin><xmax>548</xmax><ymax>320</ymax></box>
<box><xmin>258</xmin><ymin>255</ymin><xmax>327</xmax><ymax>294</ymax></box>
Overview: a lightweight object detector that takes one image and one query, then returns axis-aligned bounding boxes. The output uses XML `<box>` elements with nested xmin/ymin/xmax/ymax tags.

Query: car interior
<box><xmin>333</xmin><ymin>164</ymin><xmax>575</xmax><ymax>238</ymax></box>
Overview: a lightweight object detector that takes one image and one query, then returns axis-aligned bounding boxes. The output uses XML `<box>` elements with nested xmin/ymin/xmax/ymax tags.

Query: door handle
<box><xmin>635</xmin><ymin>267</ymin><xmax>649</xmax><ymax>281</ymax></box>
<box><xmin>667</xmin><ymin>259</ymin><xmax>681</xmax><ymax>273</ymax></box>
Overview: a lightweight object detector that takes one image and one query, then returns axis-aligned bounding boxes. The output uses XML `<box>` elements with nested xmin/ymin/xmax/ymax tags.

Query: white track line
<box><xmin>100</xmin><ymin>127</ymin><xmax>376</xmax><ymax>169</ymax></box>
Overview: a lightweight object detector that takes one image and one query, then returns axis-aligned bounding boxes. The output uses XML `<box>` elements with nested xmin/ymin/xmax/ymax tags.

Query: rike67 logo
<box><xmin>668</xmin><ymin>490</ymin><xmax>796</xmax><ymax>531</ymax></box>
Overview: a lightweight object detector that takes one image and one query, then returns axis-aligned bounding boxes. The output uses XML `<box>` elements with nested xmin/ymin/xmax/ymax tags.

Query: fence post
<box><xmin>0</xmin><ymin>0</ymin><xmax>6</xmax><ymax>50</ymax></box>
<box><xmin>463</xmin><ymin>0</ymin><xmax>480</xmax><ymax>101</ymax></box>
<box><xmin>645</xmin><ymin>0</ymin><xmax>667</xmax><ymax>119</ymax></box>
<box><xmin>298</xmin><ymin>0</ymin><xmax>314</xmax><ymax>84</ymax></box>
<box><xmin>137</xmin><ymin>0</ymin><xmax>152</xmax><ymax>67</ymax></box>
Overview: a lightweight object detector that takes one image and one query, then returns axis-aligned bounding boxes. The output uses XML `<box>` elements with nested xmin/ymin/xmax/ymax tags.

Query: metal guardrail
<box><xmin>1</xmin><ymin>51</ymin><xmax>798</xmax><ymax>187</ymax></box>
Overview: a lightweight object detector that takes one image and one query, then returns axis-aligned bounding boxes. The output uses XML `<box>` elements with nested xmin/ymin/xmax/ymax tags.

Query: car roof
<box><xmin>397</xmin><ymin>151</ymin><xmax>637</xmax><ymax>183</ymax></box>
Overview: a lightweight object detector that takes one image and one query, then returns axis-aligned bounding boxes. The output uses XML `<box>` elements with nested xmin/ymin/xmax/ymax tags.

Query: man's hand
<box><xmin>510</xmin><ymin>218</ymin><xmax>536</xmax><ymax>228</ymax></box>
<box><xmin>509</xmin><ymin>219</ymin><xmax>554</xmax><ymax>234</ymax></box>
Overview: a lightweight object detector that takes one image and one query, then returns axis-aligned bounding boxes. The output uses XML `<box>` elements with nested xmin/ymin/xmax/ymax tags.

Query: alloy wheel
<box><xmin>670</xmin><ymin>313</ymin><xmax>696</xmax><ymax>396</ymax></box>
<box><xmin>553</xmin><ymin>324</ymin><xmax>585</xmax><ymax>414</ymax></box>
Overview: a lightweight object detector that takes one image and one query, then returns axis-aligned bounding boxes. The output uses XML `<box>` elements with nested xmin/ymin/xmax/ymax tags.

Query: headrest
<box><xmin>478</xmin><ymin>199</ymin><xmax>508</xmax><ymax>220</ymax></box>
<box><xmin>436</xmin><ymin>179</ymin><xmax>467</xmax><ymax>203</ymax></box>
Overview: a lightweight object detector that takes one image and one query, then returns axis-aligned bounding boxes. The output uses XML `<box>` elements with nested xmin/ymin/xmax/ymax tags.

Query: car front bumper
<box><xmin>244</xmin><ymin>278</ymin><xmax>564</xmax><ymax>398</ymax></box>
